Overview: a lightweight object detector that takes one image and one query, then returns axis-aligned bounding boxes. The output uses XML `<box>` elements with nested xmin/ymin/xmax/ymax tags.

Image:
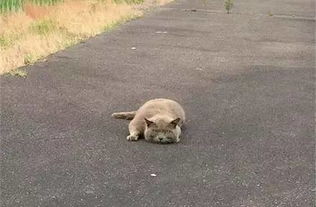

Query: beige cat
<box><xmin>112</xmin><ymin>98</ymin><xmax>185</xmax><ymax>144</ymax></box>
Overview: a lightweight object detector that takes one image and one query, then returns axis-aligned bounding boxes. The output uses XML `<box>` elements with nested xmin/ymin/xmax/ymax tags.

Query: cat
<box><xmin>112</xmin><ymin>98</ymin><xmax>185</xmax><ymax>144</ymax></box>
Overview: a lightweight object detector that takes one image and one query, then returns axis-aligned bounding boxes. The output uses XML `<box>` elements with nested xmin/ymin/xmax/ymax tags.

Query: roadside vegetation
<box><xmin>0</xmin><ymin>0</ymin><xmax>171</xmax><ymax>75</ymax></box>
<box><xmin>224</xmin><ymin>0</ymin><xmax>233</xmax><ymax>14</ymax></box>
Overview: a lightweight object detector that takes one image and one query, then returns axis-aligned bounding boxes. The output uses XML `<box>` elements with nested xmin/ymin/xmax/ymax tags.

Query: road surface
<box><xmin>1</xmin><ymin>0</ymin><xmax>315</xmax><ymax>206</ymax></box>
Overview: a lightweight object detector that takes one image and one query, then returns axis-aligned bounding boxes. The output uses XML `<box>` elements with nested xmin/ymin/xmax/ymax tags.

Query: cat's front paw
<box><xmin>127</xmin><ymin>135</ymin><xmax>139</xmax><ymax>141</ymax></box>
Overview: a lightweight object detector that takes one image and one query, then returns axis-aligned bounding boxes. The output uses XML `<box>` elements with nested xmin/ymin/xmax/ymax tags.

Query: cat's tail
<box><xmin>111</xmin><ymin>111</ymin><xmax>137</xmax><ymax>120</ymax></box>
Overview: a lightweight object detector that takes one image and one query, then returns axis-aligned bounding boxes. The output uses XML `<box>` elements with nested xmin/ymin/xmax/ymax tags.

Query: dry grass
<box><xmin>155</xmin><ymin>0</ymin><xmax>173</xmax><ymax>5</ymax></box>
<box><xmin>134</xmin><ymin>0</ymin><xmax>173</xmax><ymax>10</ymax></box>
<box><xmin>0</xmin><ymin>0</ymin><xmax>175</xmax><ymax>75</ymax></box>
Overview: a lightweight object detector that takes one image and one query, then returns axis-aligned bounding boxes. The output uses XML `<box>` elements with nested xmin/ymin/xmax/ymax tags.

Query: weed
<box><xmin>0</xmin><ymin>34</ymin><xmax>12</xmax><ymax>48</ymax></box>
<box><xmin>0</xmin><ymin>34</ymin><xmax>20</xmax><ymax>49</ymax></box>
<box><xmin>113</xmin><ymin>0</ymin><xmax>144</xmax><ymax>4</ymax></box>
<box><xmin>9</xmin><ymin>69</ymin><xmax>27</xmax><ymax>77</ymax></box>
<box><xmin>0</xmin><ymin>0</ymin><xmax>167</xmax><ymax>74</ymax></box>
<box><xmin>103</xmin><ymin>14</ymin><xmax>140</xmax><ymax>32</ymax></box>
<box><xmin>103</xmin><ymin>21</ymin><xmax>120</xmax><ymax>31</ymax></box>
<box><xmin>30</xmin><ymin>19</ymin><xmax>57</xmax><ymax>35</ymax></box>
<box><xmin>0</xmin><ymin>0</ymin><xmax>63</xmax><ymax>13</ymax></box>
<box><xmin>201</xmin><ymin>0</ymin><xmax>207</xmax><ymax>7</ymax></box>
<box><xmin>0</xmin><ymin>0</ymin><xmax>23</xmax><ymax>13</ymax></box>
<box><xmin>24</xmin><ymin>54</ymin><xmax>36</xmax><ymax>64</ymax></box>
<box><xmin>224</xmin><ymin>0</ymin><xmax>233</xmax><ymax>14</ymax></box>
<box><xmin>29</xmin><ymin>0</ymin><xmax>63</xmax><ymax>6</ymax></box>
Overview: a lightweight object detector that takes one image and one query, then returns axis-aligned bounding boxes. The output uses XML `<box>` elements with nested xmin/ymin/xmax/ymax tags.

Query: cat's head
<box><xmin>144</xmin><ymin>116</ymin><xmax>181</xmax><ymax>144</ymax></box>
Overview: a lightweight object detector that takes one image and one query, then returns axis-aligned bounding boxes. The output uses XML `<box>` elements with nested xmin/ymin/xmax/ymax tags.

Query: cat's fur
<box><xmin>112</xmin><ymin>98</ymin><xmax>185</xmax><ymax>144</ymax></box>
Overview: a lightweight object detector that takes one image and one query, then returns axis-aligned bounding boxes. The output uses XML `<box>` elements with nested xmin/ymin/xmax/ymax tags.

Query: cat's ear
<box><xmin>169</xmin><ymin>118</ymin><xmax>180</xmax><ymax>128</ymax></box>
<box><xmin>145</xmin><ymin>118</ymin><xmax>155</xmax><ymax>127</ymax></box>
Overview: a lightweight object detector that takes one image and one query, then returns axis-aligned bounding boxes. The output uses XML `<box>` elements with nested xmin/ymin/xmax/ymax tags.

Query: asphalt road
<box><xmin>1</xmin><ymin>0</ymin><xmax>315</xmax><ymax>206</ymax></box>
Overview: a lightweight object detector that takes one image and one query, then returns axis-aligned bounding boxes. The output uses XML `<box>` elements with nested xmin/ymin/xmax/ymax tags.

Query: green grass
<box><xmin>224</xmin><ymin>0</ymin><xmax>233</xmax><ymax>14</ymax></box>
<box><xmin>113</xmin><ymin>0</ymin><xmax>144</xmax><ymax>4</ymax></box>
<box><xmin>0</xmin><ymin>0</ymin><xmax>23</xmax><ymax>13</ymax></box>
<box><xmin>23</xmin><ymin>53</ymin><xmax>36</xmax><ymax>64</ymax></box>
<box><xmin>0</xmin><ymin>34</ymin><xmax>13</xmax><ymax>48</ymax></box>
<box><xmin>28</xmin><ymin>0</ymin><xmax>62</xmax><ymax>6</ymax></box>
<box><xmin>0</xmin><ymin>0</ymin><xmax>143</xmax><ymax>13</ymax></box>
<box><xmin>30</xmin><ymin>19</ymin><xmax>57</xmax><ymax>35</ymax></box>
<box><xmin>9</xmin><ymin>69</ymin><xmax>27</xmax><ymax>77</ymax></box>
<box><xmin>0</xmin><ymin>33</ymin><xmax>21</xmax><ymax>49</ymax></box>
<box><xmin>0</xmin><ymin>0</ymin><xmax>63</xmax><ymax>13</ymax></box>
<box><xmin>103</xmin><ymin>13</ymin><xmax>140</xmax><ymax>31</ymax></box>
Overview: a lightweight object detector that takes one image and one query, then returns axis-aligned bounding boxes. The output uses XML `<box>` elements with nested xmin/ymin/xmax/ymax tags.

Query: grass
<box><xmin>0</xmin><ymin>0</ymin><xmax>63</xmax><ymax>13</ymax></box>
<box><xmin>23</xmin><ymin>53</ymin><xmax>36</xmax><ymax>64</ymax></box>
<box><xmin>9</xmin><ymin>68</ymin><xmax>27</xmax><ymax>77</ymax></box>
<box><xmin>0</xmin><ymin>0</ymin><xmax>144</xmax><ymax>13</ymax></box>
<box><xmin>30</xmin><ymin>19</ymin><xmax>57</xmax><ymax>35</ymax></box>
<box><xmin>0</xmin><ymin>34</ymin><xmax>14</xmax><ymax>48</ymax></box>
<box><xmin>224</xmin><ymin>0</ymin><xmax>233</xmax><ymax>14</ymax></box>
<box><xmin>0</xmin><ymin>0</ymin><xmax>23</xmax><ymax>13</ymax></box>
<box><xmin>113</xmin><ymin>0</ymin><xmax>144</xmax><ymax>4</ymax></box>
<box><xmin>0</xmin><ymin>0</ymin><xmax>173</xmax><ymax>74</ymax></box>
<box><xmin>0</xmin><ymin>0</ymin><xmax>140</xmax><ymax>74</ymax></box>
<box><xmin>103</xmin><ymin>13</ymin><xmax>140</xmax><ymax>31</ymax></box>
